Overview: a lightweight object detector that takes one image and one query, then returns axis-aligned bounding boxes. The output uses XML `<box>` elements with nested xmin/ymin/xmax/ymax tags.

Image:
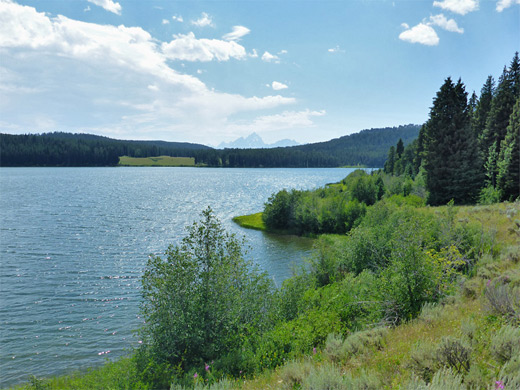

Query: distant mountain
<box><xmin>217</xmin><ymin>132</ymin><xmax>299</xmax><ymax>149</ymax></box>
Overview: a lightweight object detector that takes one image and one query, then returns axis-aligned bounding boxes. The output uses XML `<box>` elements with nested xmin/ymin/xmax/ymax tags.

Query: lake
<box><xmin>0</xmin><ymin>167</ymin><xmax>359</xmax><ymax>386</ymax></box>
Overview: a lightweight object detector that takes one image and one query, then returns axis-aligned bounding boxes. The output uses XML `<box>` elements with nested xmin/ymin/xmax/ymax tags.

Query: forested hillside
<box><xmin>0</xmin><ymin>125</ymin><xmax>419</xmax><ymax>168</ymax></box>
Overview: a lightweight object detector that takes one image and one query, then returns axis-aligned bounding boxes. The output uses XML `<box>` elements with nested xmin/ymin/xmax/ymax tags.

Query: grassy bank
<box><xmin>118</xmin><ymin>156</ymin><xmax>196</xmax><ymax>167</ymax></box>
<box><xmin>232</xmin><ymin>213</ymin><xmax>265</xmax><ymax>231</ymax></box>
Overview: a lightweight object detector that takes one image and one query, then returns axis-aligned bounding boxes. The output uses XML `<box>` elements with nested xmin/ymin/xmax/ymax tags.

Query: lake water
<box><xmin>0</xmin><ymin>167</ymin><xmax>358</xmax><ymax>386</ymax></box>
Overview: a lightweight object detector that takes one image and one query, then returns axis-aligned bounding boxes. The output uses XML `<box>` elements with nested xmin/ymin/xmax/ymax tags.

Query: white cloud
<box><xmin>399</xmin><ymin>23</ymin><xmax>440</xmax><ymax>46</ymax></box>
<box><xmin>84</xmin><ymin>5</ymin><xmax>91</xmax><ymax>12</ymax></box>
<box><xmin>496</xmin><ymin>0</ymin><xmax>520</xmax><ymax>12</ymax></box>
<box><xmin>0</xmin><ymin>1</ymin><xmax>297</xmax><ymax>143</ymax></box>
<box><xmin>433</xmin><ymin>0</ymin><xmax>479</xmax><ymax>15</ymax></box>
<box><xmin>191</xmin><ymin>12</ymin><xmax>213</xmax><ymax>28</ymax></box>
<box><xmin>162</xmin><ymin>19</ymin><xmax>169</xmax><ymax>25</ymax></box>
<box><xmin>172</xmin><ymin>15</ymin><xmax>183</xmax><ymax>23</ymax></box>
<box><xmin>228</xmin><ymin>110</ymin><xmax>326</xmax><ymax>136</ymax></box>
<box><xmin>261</xmin><ymin>51</ymin><xmax>280</xmax><ymax>63</ymax></box>
<box><xmin>222</xmin><ymin>25</ymin><xmax>250</xmax><ymax>41</ymax></box>
<box><xmin>162</xmin><ymin>32</ymin><xmax>247</xmax><ymax>62</ymax></box>
<box><xmin>328</xmin><ymin>45</ymin><xmax>345</xmax><ymax>53</ymax></box>
<box><xmin>86</xmin><ymin>0</ymin><xmax>122</xmax><ymax>15</ymax></box>
<box><xmin>271</xmin><ymin>81</ymin><xmax>288</xmax><ymax>90</ymax></box>
<box><xmin>278</xmin><ymin>49</ymin><xmax>288</xmax><ymax>55</ymax></box>
<box><xmin>249</xmin><ymin>49</ymin><xmax>258</xmax><ymax>58</ymax></box>
<box><xmin>429</xmin><ymin>14</ymin><xmax>464</xmax><ymax>33</ymax></box>
<box><xmin>401</xmin><ymin>22</ymin><xmax>410</xmax><ymax>29</ymax></box>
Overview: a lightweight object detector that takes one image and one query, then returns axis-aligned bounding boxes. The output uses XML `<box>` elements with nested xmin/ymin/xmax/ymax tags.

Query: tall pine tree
<box><xmin>474</xmin><ymin>75</ymin><xmax>495</xmax><ymax>143</ymax></box>
<box><xmin>496</xmin><ymin>97</ymin><xmax>520</xmax><ymax>201</ymax></box>
<box><xmin>481</xmin><ymin>53</ymin><xmax>520</xmax><ymax>185</ymax></box>
<box><xmin>424</xmin><ymin>78</ymin><xmax>483</xmax><ymax>205</ymax></box>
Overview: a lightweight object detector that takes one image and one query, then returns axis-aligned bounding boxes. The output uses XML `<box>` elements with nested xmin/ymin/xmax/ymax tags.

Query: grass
<box><xmin>232</xmin><ymin>213</ymin><xmax>266</xmax><ymax>231</ymax></box>
<box><xmin>118</xmin><ymin>155</ymin><xmax>196</xmax><ymax>167</ymax></box>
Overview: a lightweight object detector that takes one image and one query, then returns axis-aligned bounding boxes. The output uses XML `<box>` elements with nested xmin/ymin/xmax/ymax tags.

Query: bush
<box><xmin>484</xmin><ymin>281</ymin><xmax>520</xmax><ymax>324</ymax></box>
<box><xmin>263</xmin><ymin>189</ymin><xmax>300</xmax><ymax>230</ymax></box>
<box><xmin>341</xmin><ymin>327</ymin><xmax>388</xmax><ymax>357</ymax></box>
<box><xmin>406</xmin><ymin>368</ymin><xmax>465</xmax><ymax>390</ymax></box>
<box><xmin>478</xmin><ymin>185</ymin><xmax>501</xmax><ymax>205</ymax></box>
<box><xmin>139</xmin><ymin>208</ymin><xmax>276</xmax><ymax>374</ymax></box>
<box><xmin>490</xmin><ymin>325</ymin><xmax>520</xmax><ymax>364</ymax></box>
<box><xmin>435</xmin><ymin>337</ymin><xmax>472</xmax><ymax>375</ymax></box>
<box><xmin>279</xmin><ymin>359</ymin><xmax>314</xmax><ymax>389</ymax></box>
<box><xmin>409</xmin><ymin>342</ymin><xmax>439</xmax><ymax>382</ymax></box>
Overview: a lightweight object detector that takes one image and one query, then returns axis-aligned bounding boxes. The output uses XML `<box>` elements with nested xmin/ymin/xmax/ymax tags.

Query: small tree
<box><xmin>139</xmin><ymin>207</ymin><xmax>275</xmax><ymax>370</ymax></box>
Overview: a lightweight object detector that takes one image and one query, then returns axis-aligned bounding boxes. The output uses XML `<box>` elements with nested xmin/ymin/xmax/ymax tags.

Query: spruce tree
<box><xmin>496</xmin><ymin>97</ymin><xmax>520</xmax><ymax>201</ymax></box>
<box><xmin>396</xmin><ymin>138</ymin><xmax>404</xmax><ymax>158</ymax></box>
<box><xmin>384</xmin><ymin>146</ymin><xmax>396</xmax><ymax>174</ymax></box>
<box><xmin>424</xmin><ymin>78</ymin><xmax>483</xmax><ymax>205</ymax></box>
<box><xmin>481</xmin><ymin>53</ymin><xmax>520</xmax><ymax>181</ymax></box>
<box><xmin>474</xmin><ymin>75</ymin><xmax>495</xmax><ymax>143</ymax></box>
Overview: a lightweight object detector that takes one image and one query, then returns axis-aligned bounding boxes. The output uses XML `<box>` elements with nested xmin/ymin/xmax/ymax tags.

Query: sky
<box><xmin>0</xmin><ymin>0</ymin><xmax>518</xmax><ymax>146</ymax></box>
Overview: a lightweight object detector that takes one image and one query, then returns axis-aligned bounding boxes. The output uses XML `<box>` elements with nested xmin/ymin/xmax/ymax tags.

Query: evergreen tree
<box><xmin>423</xmin><ymin>78</ymin><xmax>483</xmax><ymax>205</ymax></box>
<box><xmin>384</xmin><ymin>146</ymin><xmax>396</xmax><ymax>174</ymax></box>
<box><xmin>396</xmin><ymin>138</ymin><xmax>404</xmax><ymax>158</ymax></box>
<box><xmin>481</xmin><ymin>54</ymin><xmax>520</xmax><ymax>177</ymax></box>
<box><xmin>474</xmin><ymin>75</ymin><xmax>495</xmax><ymax>142</ymax></box>
<box><xmin>496</xmin><ymin>97</ymin><xmax>520</xmax><ymax>201</ymax></box>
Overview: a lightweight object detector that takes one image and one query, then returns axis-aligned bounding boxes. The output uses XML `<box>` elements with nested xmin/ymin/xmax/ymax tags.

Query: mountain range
<box><xmin>217</xmin><ymin>133</ymin><xmax>299</xmax><ymax>149</ymax></box>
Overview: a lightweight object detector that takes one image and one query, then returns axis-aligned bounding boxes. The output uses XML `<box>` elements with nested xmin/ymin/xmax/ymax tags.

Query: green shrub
<box><xmin>484</xmin><ymin>281</ymin><xmax>520</xmax><ymax>324</ymax></box>
<box><xmin>406</xmin><ymin>368</ymin><xmax>465</xmax><ymax>390</ymax></box>
<box><xmin>490</xmin><ymin>325</ymin><xmax>520</xmax><ymax>364</ymax></box>
<box><xmin>279</xmin><ymin>359</ymin><xmax>313</xmax><ymax>389</ymax></box>
<box><xmin>478</xmin><ymin>185</ymin><xmax>501</xmax><ymax>205</ymax></box>
<box><xmin>139</xmin><ymin>208</ymin><xmax>276</xmax><ymax>375</ymax></box>
<box><xmin>301</xmin><ymin>363</ymin><xmax>346</xmax><ymax>390</ymax></box>
<box><xmin>409</xmin><ymin>342</ymin><xmax>439</xmax><ymax>382</ymax></box>
<box><xmin>341</xmin><ymin>327</ymin><xmax>388</xmax><ymax>357</ymax></box>
<box><xmin>324</xmin><ymin>333</ymin><xmax>345</xmax><ymax>363</ymax></box>
<box><xmin>435</xmin><ymin>337</ymin><xmax>472</xmax><ymax>375</ymax></box>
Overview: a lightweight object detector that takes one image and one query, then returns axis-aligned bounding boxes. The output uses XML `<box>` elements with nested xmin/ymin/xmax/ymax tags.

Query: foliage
<box><xmin>139</xmin><ymin>208</ymin><xmax>276</xmax><ymax>373</ymax></box>
<box><xmin>490</xmin><ymin>325</ymin><xmax>520</xmax><ymax>364</ymax></box>
<box><xmin>423</xmin><ymin>77</ymin><xmax>483</xmax><ymax>205</ymax></box>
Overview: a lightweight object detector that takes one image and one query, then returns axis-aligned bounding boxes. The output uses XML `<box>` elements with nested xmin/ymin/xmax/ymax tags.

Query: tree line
<box><xmin>0</xmin><ymin>125</ymin><xmax>419</xmax><ymax>168</ymax></box>
<box><xmin>384</xmin><ymin>52</ymin><xmax>519</xmax><ymax>205</ymax></box>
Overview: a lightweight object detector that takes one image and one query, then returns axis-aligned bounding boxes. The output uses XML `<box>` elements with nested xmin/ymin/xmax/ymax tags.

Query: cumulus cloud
<box><xmin>433</xmin><ymin>0</ymin><xmax>479</xmax><ymax>15</ymax></box>
<box><xmin>0</xmin><ymin>1</ymin><xmax>298</xmax><ymax>143</ymax></box>
<box><xmin>222</xmin><ymin>25</ymin><xmax>250</xmax><ymax>41</ymax></box>
<box><xmin>161</xmin><ymin>32</ymin><xmax>247</xmax><ymax>62</ymax></box>
<box><xmin>249</xmin><ymin>49</ymin><xmax>259</xmax><ymax>58</ymax></box>
<box><xmin>172</xmin><ymin>15</ymin><xmax>183</xmax><ymax>22</ymax></box>
<box><xmin>191</xmin><ymin>12</ymin><xmax>213</xmax><ymax>27</ymax></box>
<box><xmin>87</xmin><ymin>0</ymin><xmax>122</xmax><ymax>15</ymax></box>
<box><xmin>229</xmin><ymin>110</ymin><xmax>326</xmax><ymax>135</ymax></box>
<box><xmin>162</xmin><ymin>19</ymin><xmax>169</xmax><ymax>25</ymax></box>
<box><xmin>261</xmin><ymin>51</ymin><xmax>280</xmax><ymax>63</ymax></box>
<box><xmin>399</xmin><ymin>23</ymin><xmax>440</xmax><ymax>46</ymax></box>
<box><xmin>271</xmin><ymin>81</ymin><xmax>288</xmax><ymax>90</ymax></box>
<box><xmin>496</xmin><ymin>0</ymin><xmax>520</xmax><ymax>12</ymax></box>
<box><xmin>429</xmin><ymin>14</ymin><xmax>464</xmax><ymax>33</ymax></box>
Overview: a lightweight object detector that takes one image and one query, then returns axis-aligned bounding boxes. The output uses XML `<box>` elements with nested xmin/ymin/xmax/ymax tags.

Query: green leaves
<box><xmin>140</xmin><ymin>207</ymin><xmax>275</xmax><ymax>371</ymax></box>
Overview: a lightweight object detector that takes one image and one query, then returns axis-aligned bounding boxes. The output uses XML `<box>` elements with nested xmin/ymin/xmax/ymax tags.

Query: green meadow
<box><xmin>118</xmin><ymin>156</ymin><xmax>196</xmax><ymax>167</ymax></box>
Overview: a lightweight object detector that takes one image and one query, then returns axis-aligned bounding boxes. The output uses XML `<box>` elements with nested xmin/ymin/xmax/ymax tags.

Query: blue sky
<box><xmin>0</xmin><ymin>0</ymin><xmax>518</xmax><ymax>146</ymax></box>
